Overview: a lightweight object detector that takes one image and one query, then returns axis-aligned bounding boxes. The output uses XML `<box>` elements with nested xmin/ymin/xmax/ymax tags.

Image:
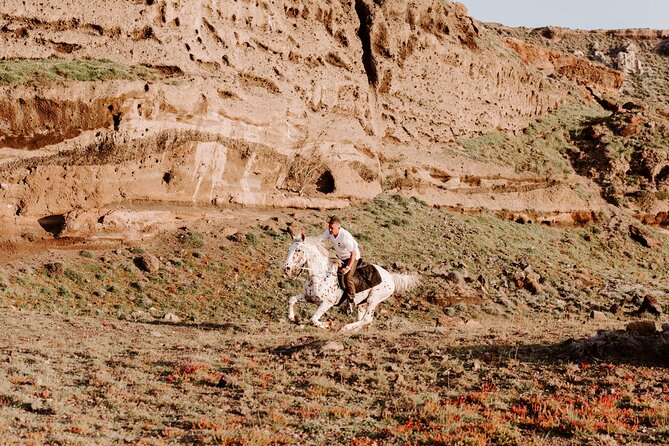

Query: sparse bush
<box><xmin>57</xmin><ymin>284</ymin><xmax>71</xmax><ymax>298</ymax></box>
<box><xmin>64</xmin><ymin>269</ymin><xmax>85</xmax><ymax>285</ymax></box>
<box><xmin>179</xmin><ymin>232</ymin><xmax>204</xmax><ymax>249</ymax></box>
<box><xmin>247</xmin><ymin>233</ymin><xmax>258</xmax><ymax>244</ymax></box>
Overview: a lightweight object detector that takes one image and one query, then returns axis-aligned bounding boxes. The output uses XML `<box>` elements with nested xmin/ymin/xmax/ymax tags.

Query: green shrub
<box><xmin>247</xmin><ymin>233</ymin><xmax>258</xmax><ymax>244</ymax></box>
<box><xmin>180</xmin><ymin>232</ymin><xmax>204</xmax><ymax>249</ymax></box>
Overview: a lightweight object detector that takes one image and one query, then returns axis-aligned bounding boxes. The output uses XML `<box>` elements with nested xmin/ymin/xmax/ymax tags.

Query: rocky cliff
<box><xmin>0</xmin><ymin>0</ymin><xmax>658</xmax><ymax>239</ymax></box>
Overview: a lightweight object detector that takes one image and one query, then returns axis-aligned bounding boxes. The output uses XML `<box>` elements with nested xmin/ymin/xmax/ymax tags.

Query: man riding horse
<box><xmin>321</xmin><ymin>216</ymin><xmax>360</xmax><ymax>304</ymax></box>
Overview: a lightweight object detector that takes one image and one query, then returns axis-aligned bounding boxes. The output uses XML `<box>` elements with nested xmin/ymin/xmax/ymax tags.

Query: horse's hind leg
<box><xmin>288</xmin><ymin>293</ymin><xmax>304</xmax><ymax>322</ymax></box>
<box><xmin>310</xmin><ymin>300</ymin><xmax>335</xmax><ymax>329</ymax></box>
<box><xmin>357</xmin><ymin>303</ymin><xmax>368</xmax><ymax>321</ymax></box>
<box><xmin>342</xmin><ymin>288</ymin><xmax>393</xmax><ymax>332</ymax></box>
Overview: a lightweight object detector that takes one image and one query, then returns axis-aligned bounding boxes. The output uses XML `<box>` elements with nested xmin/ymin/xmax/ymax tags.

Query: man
<box><xmin>322</xmin><ymin>216</ymin><xmax>361</xmax><ymax>303</ymax></box>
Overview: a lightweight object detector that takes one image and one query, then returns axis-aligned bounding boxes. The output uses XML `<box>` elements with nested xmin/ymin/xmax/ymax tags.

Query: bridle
<box><xmin>286</xmin><ymin>242</ymin><xmax>333</xmax><ymax>281</ymax></box>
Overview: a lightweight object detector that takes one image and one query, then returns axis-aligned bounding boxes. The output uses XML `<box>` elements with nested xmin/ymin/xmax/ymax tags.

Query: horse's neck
<box><xmin>305</xmin><ymin>246</ymin><xmax>335</xmax><ymax>280</ymax></box>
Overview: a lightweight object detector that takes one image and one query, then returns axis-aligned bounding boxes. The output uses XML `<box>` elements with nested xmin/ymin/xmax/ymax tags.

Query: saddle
<box><xmin>336</xmin><ymin>260</ymin><xmax>382</xmax><ymax>304</ymax></box>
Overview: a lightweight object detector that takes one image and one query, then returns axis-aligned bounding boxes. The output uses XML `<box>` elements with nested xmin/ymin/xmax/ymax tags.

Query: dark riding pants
<box><xmin>340</xmin><ymin>258</ymin><xmax>360</xmax><ymax>300</ymax></box>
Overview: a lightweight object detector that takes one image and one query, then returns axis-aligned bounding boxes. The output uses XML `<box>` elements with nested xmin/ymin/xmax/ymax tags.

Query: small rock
<box><xmin>436</xmin><ymin>316</ymin><xmax>465</xmax><ymax>328</ymax></box>
<box><xmin>217</xmin><ymin>376</ymin><xmax>234</xmax><ymax>388</ymax></box>
<box><xmin>465</xmin><ymin>319</ymin><xmax>483</xmax><ymax>330</ymax></box>
<box><xmin>163</xmin><ymin>312</ymin><xmax>182</xmax><ymax>323</ymax></box>
<box><xmin>227</xmin><ymin>232</ymin><xmax>246</xmax><ymax>243</ymax></box>
<box><xmin>445</xmin><ymin>271</ymin><xmax>467</xmax><ymax>286</ymax></box>
<box><xmin>44</xmin><ymin>262</ymin><xmax>64</xmax><ymax>276</ymax></box>
<box><xmin>609</xmin><ymin>303</ymin><xmax>622</xmax><ymax>315</ymax></box>
<box><xmin>392</xmin><ymin>261</ymin><xmax>406</xmax><ymax>272</ymax></box>
<box><xmin>318</xmin><ymin>341</ymin><xmax>344</xmax><ymax>352</ymax></box>
<box><xmin>590</xmin><ymin>310</ymin><xmax>608</xmax><ymax>321</ymax></box>
<box><xmin>150</xmin><ymin>331</ymin><xmax>163</xmax><ymax>338</ymax></box>
<box><xmin>629</xmin><ymin>225</ymin><xmax>659</xmax><ymax>249</ymax></box>
<box><xmin>394</xmin><ymin>374</ymin><xmax>406</xmax><ymax>387</ymax></box>
<box><xmin>135</xmin><ymin>254</ymin><xmax>161</xmax><ymax>273</ymax></box>
<box><xmin>626</xmin><ymin>320</ymin><xmax>657</xmax><ymax>335</ymax></box>
<box><xmin>29</xmin><ymin>400</ymin><xmax>44</xmax><ymax>413</ymax></box>
<box><xmin>661</xmin><ymin>323</ymin><xmax>669</xmax><ymax>333</ymax></box>
<box><xmin>130</xmin><ymin>310</ymin><xmax>153</xmax><ymax>321</ymax></box>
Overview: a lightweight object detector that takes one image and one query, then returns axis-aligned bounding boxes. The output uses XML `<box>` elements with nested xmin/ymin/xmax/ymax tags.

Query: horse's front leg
<box><xmin>288</xmin><ymin>293</ymin><xmax>305</xmax><ymax>322</ymax></box>
<box><xmin>310</xmin><ymin>300</ymin><xmax>335</xmax><ymax>329</ymax></box>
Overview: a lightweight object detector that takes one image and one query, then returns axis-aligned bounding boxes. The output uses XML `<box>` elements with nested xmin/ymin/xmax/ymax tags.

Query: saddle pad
<box><xmin>338</xmin><ymin>262</ymin><xmax>383</xmax><ymax>294</ymax></box>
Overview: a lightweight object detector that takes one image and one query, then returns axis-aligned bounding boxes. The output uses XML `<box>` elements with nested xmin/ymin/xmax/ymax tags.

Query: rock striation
<box><xmin>0</xmin><ymin>0</ymin><xmax>637</xmax><ymax>238</ymax></box>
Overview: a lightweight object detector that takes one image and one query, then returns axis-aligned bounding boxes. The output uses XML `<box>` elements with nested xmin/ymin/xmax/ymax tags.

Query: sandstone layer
<box><xmin>0</xmin><ymin>0</ymin><xmax>643</xmax><ymax>239</ymax></box>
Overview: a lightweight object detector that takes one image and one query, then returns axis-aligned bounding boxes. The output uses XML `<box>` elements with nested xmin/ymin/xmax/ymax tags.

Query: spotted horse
<box><xmin>282</xmin><ymin>234</ymin><xmax>420</xmax><ymax>331</ymax></box>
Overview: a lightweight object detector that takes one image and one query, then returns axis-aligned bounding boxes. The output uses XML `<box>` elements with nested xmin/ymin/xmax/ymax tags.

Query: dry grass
<box><xmin>0</xmin><ymin>312</ymin><xmax>666</xmax><ymax>445</ymax></box>
<box><xmin>0</xmin><ymin>58</ymin><xmax>155</xmax><ymax>85</ymax></box>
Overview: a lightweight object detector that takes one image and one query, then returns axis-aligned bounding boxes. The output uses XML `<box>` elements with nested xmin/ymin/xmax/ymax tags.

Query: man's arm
<box><xmin>343</xmin><ymin>250</ymin><xmax>356</xmax><ymax>272</ymax></box>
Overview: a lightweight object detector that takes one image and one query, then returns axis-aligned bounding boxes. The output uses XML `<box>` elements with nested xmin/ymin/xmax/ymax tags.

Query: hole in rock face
<box><xmin>38</xmin><ymin>215</ymin><xmax>66</xmax><ymax>236</ymax></box>
<box><xmin>316</xmin><ymin>171</ymin><xmax>335</xmax><ymax>194</ymax></box>
<box><xmin>656</xmin><ymin>166</ymin><xmax>669</xmax><ymax>185</ymax></box>
<box><xmin>112</xmin><ymin>113</ymin><xmax>122</xmax><ymax>131</ymax></box>
<box><xmin>163</xmin><ymin>172</ymin><xmax>172</xmax><ymax>184</ymax></box>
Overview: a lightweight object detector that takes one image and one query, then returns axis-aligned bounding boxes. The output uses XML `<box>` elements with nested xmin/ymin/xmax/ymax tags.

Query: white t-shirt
<box><xmin>322</xmin><ymin>227</ymin><xmax>361</xmax><ymax>261</ymax></box>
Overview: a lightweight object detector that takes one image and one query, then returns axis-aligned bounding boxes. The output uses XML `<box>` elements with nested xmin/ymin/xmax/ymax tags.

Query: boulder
<box><xmin>134</xmin><ymin>254</ymin><xmax>161</xmax><ymax>273</ymax></box>
<box><xmin>163</xmin><ymin>312</ymin><xmax>182</xmax><ymax>323</ymax></box>
<box><xmin>636</xmin><ymin>295</ymin><xmax>662</xmax><ymax>316</ymax></box>
<box><xmin>590</xmin><ymin>310</ymin><xmax>608</xmax><ymax>321</ymax></box>
<box><xmin>615</xmin><ymin>43</ymin><xmax>643</xmax><ymax>75</ymax></box>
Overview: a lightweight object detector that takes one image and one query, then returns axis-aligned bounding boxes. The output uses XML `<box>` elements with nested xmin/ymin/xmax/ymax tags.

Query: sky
<box><xmin>460</xmin><ymin>0</ymin><xmax>669</xmax><ymax>30</ymax></box>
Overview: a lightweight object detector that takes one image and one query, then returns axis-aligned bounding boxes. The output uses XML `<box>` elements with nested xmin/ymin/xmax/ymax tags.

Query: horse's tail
<box><xmin>392</xmin><ymin>273</ymin><xmax>420</xmax><ymax>293</ymax></box>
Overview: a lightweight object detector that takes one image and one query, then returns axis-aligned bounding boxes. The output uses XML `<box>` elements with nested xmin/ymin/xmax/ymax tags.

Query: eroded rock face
<box><xmin>0</xmin><ymin>0</ymin><xmax>630</xmax><ymax>237</ymax></box>
<box><xmin>504</xmin><ymin>38</ymin><xmax>624</xmax><ymax>90</ymax></box>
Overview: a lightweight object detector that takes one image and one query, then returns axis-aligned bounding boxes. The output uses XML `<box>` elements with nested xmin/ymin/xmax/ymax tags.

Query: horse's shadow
<box><xmin>143</xmin><ymin>320</ymin><xmax>246</xmax><ymax>333</ymax></box>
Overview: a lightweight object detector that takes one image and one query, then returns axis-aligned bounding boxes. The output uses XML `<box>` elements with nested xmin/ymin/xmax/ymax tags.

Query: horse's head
<box><xmin>283</xmin><ymin>233</ymin><xmax>308</xmax><ymax>277</ymax></box>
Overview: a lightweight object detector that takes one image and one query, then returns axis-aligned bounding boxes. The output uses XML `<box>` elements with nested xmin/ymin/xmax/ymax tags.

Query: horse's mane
<box><xmin>303</xmin><ymin>236</ymin><xmax>339</xmax><ymax>266</ymax></box>
<box><xmin>304</xmin><ymin>236</ymin><xmax>329</xmax><ymax>257</ymax></box>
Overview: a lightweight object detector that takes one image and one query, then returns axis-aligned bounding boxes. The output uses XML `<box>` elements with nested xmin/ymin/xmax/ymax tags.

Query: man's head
<box><xmin>328</xmin><ymin>216</ymin><xmax>341</xmax><ymax>237</ymax></box>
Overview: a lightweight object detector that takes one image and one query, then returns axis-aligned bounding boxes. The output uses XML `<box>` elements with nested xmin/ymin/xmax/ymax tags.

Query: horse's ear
<box><xmin>300</xmin><ymin>233</ymin><xmax>305</xmax><ymax>241</ymax></box>
<box><xmin>288</xmin><ymin>222</ymin><xmax>303</xmax><ymax>240</ymax></box>
<box><xmin>292</xmin><ymin>232</ymin><xmax>304</xmax><ymax>242</ymax></box>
